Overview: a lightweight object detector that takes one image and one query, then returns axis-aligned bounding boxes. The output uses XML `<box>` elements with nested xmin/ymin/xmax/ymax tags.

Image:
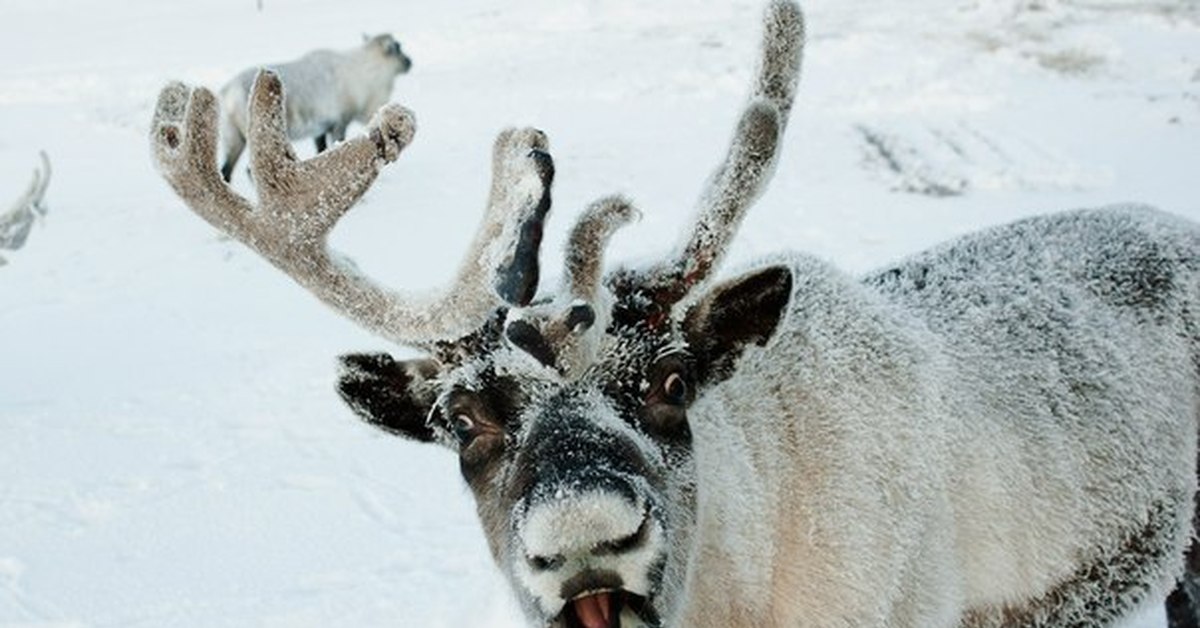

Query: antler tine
<box><xmin>756</xmin><ymin>0</ymin><xmax>805</xmax><ymax>128</ymax></box>
<box><xmin>153</xmin><ymin>82</ymin><xmax>257</xmax><ymax>242</ymax></box>
<box><xmin>246</xmin><ymin>70</ymin><xmax>413</xmax><ymax>245</ymax></box>
<box><xmin>565</xmin><ymin>195</ymin><xmax>639</xmax><ymax>304</ymax></box>
<box><xmin>618</xmin><ymin>0</ymin><xmax>805</xmax><ymax>308</ymax></box>
<box><xmin>152</xmin><ymin>72</ymin><xmax>554</xmax><ymax>348</ymax></box>
<box><xmin>497</xmin><ymin>196</ymin><xmax>635</xmax><ymax>375</ymax></box>
<box><xmin>482</xmin><ymin>127</ymin><xmax>555</xmax><ymax>308</ymax></box>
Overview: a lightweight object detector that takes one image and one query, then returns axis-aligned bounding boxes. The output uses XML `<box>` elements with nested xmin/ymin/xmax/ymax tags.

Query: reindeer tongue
<box><xmin>572</xmin><ymin>592</ymin><xmax>613</xmax><ymax>628</ymax></box>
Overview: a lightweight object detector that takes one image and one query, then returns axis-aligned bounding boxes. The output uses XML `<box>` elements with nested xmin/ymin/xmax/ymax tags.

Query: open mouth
<box><xmin>561</xmin><ymin>589</ymin><xmax>651</xmax><ymax>628</ymax></box>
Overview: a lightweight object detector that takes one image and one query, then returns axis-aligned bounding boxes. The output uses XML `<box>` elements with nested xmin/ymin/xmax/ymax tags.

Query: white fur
<box><xmin>152</xmin><ymin>2</ymin><xmax>1200</xmax><ymax>626</ymax></box>
<box><xmin>517</xmin><ymin>491</ymin><xmax>662</xmax><ymax>616</ymax></box>
<box><xmin>521</xmin><ymin>492</ymin><xmax>647</xmax><ymax>560</ymax></box>
<box><xmin>217</xmin><ymin>35</ymin><xmax>410</xmax><ymax>180</ymax></box>
<box><xmin>669</xmin><ymin>206</ymin><xmax>1199</xmax><ymax>627</ymax></box>
<box><xmin>223</xmin><ymin>45</ymin><xmax>401</xmax><ymax>139</ymax></box>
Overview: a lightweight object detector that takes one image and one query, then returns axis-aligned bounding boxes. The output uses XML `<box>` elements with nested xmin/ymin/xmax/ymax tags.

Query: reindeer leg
<box><xmin>1167</xmin><ymin>540</ymin><xmax>1200</xmax><ymax>627</ymax></box>
<box><xmin>331</xmin><ymin>122</ymin><xmax>348</xmax><ymax>145</ymax></box>
<box><xmin>221</xmin><ymin>129</ymin><xmax>245</xmax><ymax>183</ymax></box>
<box><xmin>1166</xmin><ymin>476</ymin><xmax>1200</xmax><ymax>628</ymax></box>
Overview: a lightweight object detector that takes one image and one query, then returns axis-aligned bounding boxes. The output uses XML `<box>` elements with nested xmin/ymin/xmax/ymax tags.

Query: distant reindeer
<box><xmin>1</xmin><ymin>151</ymin><xmax>51</xmax><ymax>266</ymax></box>
<box><xmin>151</xmin><ymin>1</ymin><xmax>1200</xmax><ymax>626</ymax></box>
<box><xmin>218</xmin><ymin>33</ymin><xmax>412</xmax><ymax>182</ymax></box>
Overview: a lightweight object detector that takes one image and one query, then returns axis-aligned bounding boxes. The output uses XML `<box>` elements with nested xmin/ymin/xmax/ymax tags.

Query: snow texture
<box><xmin>2</xmin><ymin>0</ymin><xmax>1198</xmax><ymax>626</ymax></box>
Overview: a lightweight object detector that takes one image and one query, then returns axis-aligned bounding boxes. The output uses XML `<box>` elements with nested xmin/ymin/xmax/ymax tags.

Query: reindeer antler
<box><xmin>497</xmin><ymin>0</ymin><xmax>804</xmax><ymax>372</ymax></box>
<box><xmin>609</xmin><ymin>0</ymin><xmax>805</xmax><ymax>313</ymax></box>
<box><xmin>151</xmin><ymin>70</ymin><xmax>553</xmax><ymax>349</ymax></box>
<box><xmin>1</xmin><ymin>151</ymin><xmax>52</xmax><ymax>260</ymax></box>
<box><xmin>503</xmin><ymin>196</ymin><xmax>638</xmax><ymax>373</ymax></box>
<box><xmin>564</xmin><ymin>196</ymin><xmax>640</xmax><ymax>308</ymax></box>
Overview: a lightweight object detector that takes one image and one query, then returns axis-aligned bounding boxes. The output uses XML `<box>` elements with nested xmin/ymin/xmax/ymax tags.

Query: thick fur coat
<box><xmin>151</xmin><ymin>0</ymin><xmax>1200</xmax><ymax>624</ymax></box>
<box><xmin>218</xmin><ymin>34</ymin><xmax>411</xmax><ymax>181</ymax></box>
<box><xmin>681</xmin><ymin>206</ymin><xmax>1199</xmax><ymax>626</ymax></box>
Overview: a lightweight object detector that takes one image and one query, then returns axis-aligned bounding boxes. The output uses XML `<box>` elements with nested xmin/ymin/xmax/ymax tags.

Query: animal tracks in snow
<box><xmin>855</xmin><ymin>120</ymin><xmax>1111</xmax><ymax>197</ymax></box>
<box><xmin>0</xmin><ymin>556</ymin><xmax>70</xmax><ymax>626</ymax></box>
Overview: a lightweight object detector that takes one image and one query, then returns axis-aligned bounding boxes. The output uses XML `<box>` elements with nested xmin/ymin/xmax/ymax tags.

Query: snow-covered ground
<box><xmin>1</xmin><ymin>0</ymin><xmax>1198</xmax><ymax>626</ymax></box>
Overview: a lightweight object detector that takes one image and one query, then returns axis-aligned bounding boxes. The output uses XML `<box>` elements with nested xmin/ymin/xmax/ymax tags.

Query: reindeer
<box><xmin>217</xmin><ymin>33</ymin><xmax>412</xmax><ymax>182</ymax></box>
<box><xmin>151</xmin><ymin>1</ymin><xmax>1200</xmax><ymax>626</ymax></box>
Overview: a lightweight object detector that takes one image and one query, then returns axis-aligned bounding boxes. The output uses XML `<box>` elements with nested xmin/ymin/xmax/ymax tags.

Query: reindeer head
<box><xmin>366</xmin><ymin>33</ymin><xmax>412</xmax><ymax>74</ymax></box>
<box><xmin>152</xmin><ymin>3</ymin><xmax>802</xmax><ymax>626</ymax></box>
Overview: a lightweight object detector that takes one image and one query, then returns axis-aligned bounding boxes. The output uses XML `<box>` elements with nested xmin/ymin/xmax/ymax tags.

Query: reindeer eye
<box><xmin>642</xmin><ymin>364</ymin><xmax>692</xmax><ymax>438</ymax></box>
<box><xmin>450</xmin><ymin>412</ymin><xmax>477</xmax><ymax>444</ymax></box>
<box><xmin>662</xmin><ymin>372</ymin><xmax>688</xmax><ymax>406</ymax></box>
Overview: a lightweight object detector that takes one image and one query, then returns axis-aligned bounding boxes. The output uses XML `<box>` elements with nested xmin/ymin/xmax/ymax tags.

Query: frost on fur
<box><xmin>610</xmin><ymin>0</ymin><xmax>805</xmax><ymax>312</ymax></box>
<box><xmin>506</xmin><ymin>195</ymin><xmax>640</xmax><ymax>377</ymax></box>
<box><xmin>154</xmin><ymin>1</ymin><xmax>1200</xmax><ymax>627</ymax></box>
<box><xmin>0</xmin><ymin>151</ymin><xmax>51</xmax><ymax>266</ymax></box>
<box><xmin>151</xmin><ymin>71</ymin><xmax>553</xmax><ymax>347</ymax></box>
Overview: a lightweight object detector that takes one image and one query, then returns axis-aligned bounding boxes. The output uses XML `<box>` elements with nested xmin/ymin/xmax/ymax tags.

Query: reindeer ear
<box><xmin>337</xmin><ymin>353</ymin><xmax>441</xmax><ymax>443</ymax></box>
<box><xmin>683</xmin><ymin>264</ymin><xmax>792</xmax><ymax>386</ymax></box>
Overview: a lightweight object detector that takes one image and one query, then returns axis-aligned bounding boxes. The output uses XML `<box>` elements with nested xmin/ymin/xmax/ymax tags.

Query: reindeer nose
<box><xmin>519</xmin><ymin>490</ymin><xmax>651</xmax><ymax>572</ymax></box>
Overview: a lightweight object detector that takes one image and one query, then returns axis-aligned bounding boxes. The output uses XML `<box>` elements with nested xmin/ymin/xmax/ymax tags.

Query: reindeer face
<box><xmin>367</xmin><ymin>33</ymin><xmax>412</xmax><ymax>74</ymax></box>
<box><xmin>451</xmin><ymin>324</ymin><xmax>694</xmax><ymax>628</ymax></box>
<box><xmin>152</xmin><ymin>2</ymin><xmax>801</xmax><ymax>626</ymax></box>
<box><xmin>340</xmin><ymin>318</ymin><xmax>697</xmax><ymax>627</ymax></box>
<box><xmin>329</xmin><ymin>0</ymin><xmax>802</xmax><ymax>619</ymax></box>
<box><xmin>337</xmin><ymin>260</ymin><xmax>794</xmax><ymax>628</ymax></box>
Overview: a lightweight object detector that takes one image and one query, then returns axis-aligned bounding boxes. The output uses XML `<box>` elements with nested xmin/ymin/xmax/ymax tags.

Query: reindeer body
<box><xmin>682</xmin><ymin>252</ymin><xmax>957</xmax><ymax>627</ymax></box>
<box><xmin>218</xmin><ymin>34</ymin><xmax>411</xmax><ymax>181</ymax></box>
<box><xmin>892</xmin><ymin>206</ymin><xmax>1199</xmax><ymax>626</ymax></box>
<box><xmin>682</xmin><ymin>206</ymin><xmax>1199</xmax><ymax>626</ymax></box>
<box><xmin>152</xmin><ymin>2</ymin><xmax>1200</xmax><ymax>625</ymax></box>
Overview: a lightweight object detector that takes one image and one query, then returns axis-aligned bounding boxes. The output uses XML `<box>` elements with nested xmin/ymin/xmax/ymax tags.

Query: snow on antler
<box><xmin>151</xmin><ymin>70</ymin><xmax>554</xmax><ymax>348</ymax></box>
<box><xmin>611</xmin><ymin>0</ymin><xmax>805</xmax><ymax>310</ymax></box>
<box><xmin>502</xmin><ymin>0</ymin><xmax>805</xmax><ymax>370</ymax></box>
<box><xmin>503</xmin><ymin>195</ymin><xmax>640</xmax><ymax>374</ymax></box>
